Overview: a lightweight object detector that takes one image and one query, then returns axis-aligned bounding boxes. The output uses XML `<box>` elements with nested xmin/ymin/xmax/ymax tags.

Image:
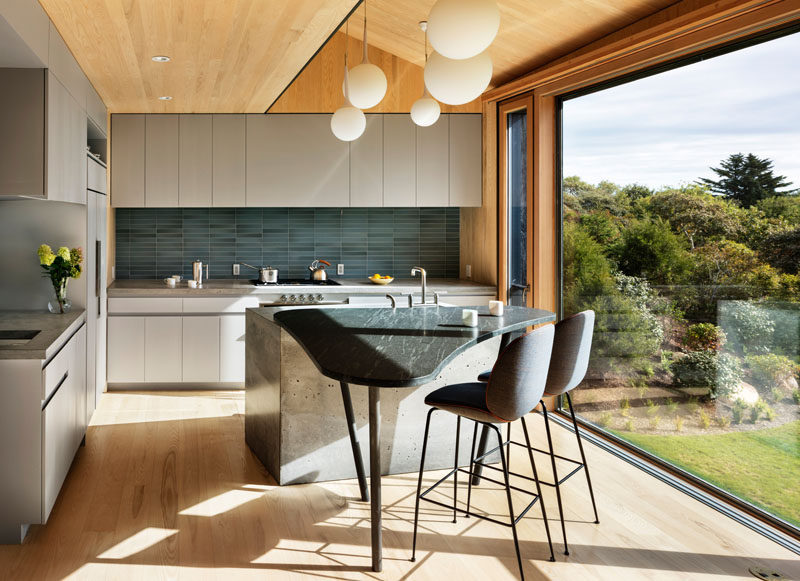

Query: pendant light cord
<box><xmin>362</xmin><ymin>0</ymin><xmax>369</xmax><ymax>63</ymax></box>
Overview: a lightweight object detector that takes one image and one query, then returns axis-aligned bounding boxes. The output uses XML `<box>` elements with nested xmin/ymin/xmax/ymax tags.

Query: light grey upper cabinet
<box><xmin>350</xmin><ymin>114</ymin><xmax>383</xmax><ymax>207</ymax></box>
<box><xmin>48</xmin><ymin>23</ymin><xmax>86</xmax><ymax>110</ymax></box>
<box><xmin>145</xmin><ymin>115</ymin><xmax>179</xmax><ymax>207</ymax></box>
<box><xmin>449</xmin><ymin>114</ymin><xmax>482</xmax><ymax>207</ymax></box>
<box><xmin>245</xmin><ymin>115</ymin><xmax>272</xmax><ymax>206</ymax></box>
<box><xmin>0</xmin><ymin>0</ymin><xmax>50</xmax><ymax>66</ymax></box>
<box><xmin>86</xmin><ymin>84</ymin><xmax>107</xmax><ymax>135</ymax></box>
<box><xmin>416</xmin><ymin>114</ymin><xmax>450</xmax><ymax>207</ymax></box>
<box><xmin>111</xmin><ymin>114</ymin><xmax>145</xmax><ymax>207</ymax></box>
<box><xmin>383</xmin><ymin>115</ymin><xmax>416</xmax><ymax>207</ymax></box>
<box><xmin>249</xmin><ymin>114</ymin><xmax>349</xmax><ymax>207</ymax></box>
<box><xmin>212</xmin><ymin>114</ymin><xmax>246</xmax><ymax>207</ymax></box>
<box><xmin>46</xmin><ymin>72</ymin><xmax>85</xmax><ymax>204</ymax></box>
<box><xmin>179</xmin><ymin>115</ymin><xmax>212</xmax><ymax>207</ymax></box>
<box><xmin>0</xmin><ymin>69</ymin><xmax>45</xmax><ymax>197</ymax></box>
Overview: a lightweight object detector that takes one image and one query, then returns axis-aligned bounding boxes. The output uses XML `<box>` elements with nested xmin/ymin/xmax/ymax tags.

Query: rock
<box><xmin>729</xmin><ymin>381</ymin><xmax>759</xmax><ymax>405</ymax></box>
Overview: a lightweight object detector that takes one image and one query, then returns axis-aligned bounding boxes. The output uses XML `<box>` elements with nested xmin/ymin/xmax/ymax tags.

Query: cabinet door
<box><xmin>46</xmin><ymin>72</ymin><xmax>68</xmax><ymax>202</ymax></box>
<box><xmin>182</xmin><ymin>316</ymin><xmax>220</xmax><ymax>383</ymax></box>
<box><xmin>383</xmin><ymin>115</ymin><xmax>416</xmax><ymax>207</ymax></box>
<box><xmin>144</xmin><ymin>317</ymin><xmax>183</xmax><ymax>382</ymax></box>
<box><xmin>145</xmin><ymin>114</ymin><xmax>179</xmax><ymax>206</ymax></box>
<box><xmin>86</xmin><ymin>85</ymin><xmax>107</xmax><ymax>134</ymax></box>
<box><xmin>350</xmin><ymin>115</ymin><xmax>383</xmax><ymax>207</ymax></box>
<box><xmin>449</xmin><ymin>114</ymin><xmax>482</xmax><ymax>207</ymax></box>
<box><xmin>179</xmin><ymin>115</ymin><xmax>213</xmax><ymax>207</ymax></box>
<box><xmin>0</xmin><ymin>69</ymin><xmax>45</xmax><ymax>197</ymax></box>
<box><xmin>107</xmin><ymin>316</ymin><xmax>145</xmax><ymax>383</ymax></box>
<box><xmin>219</xmin><ymin>315</ymin><xmax>246</xmax><ymax>383</ymax></box>
<box><xmin>416</xmin><ymin>114</ymin><xmax>449</xmax><ymax>207</ymax></box>
<box><xmin>111</xmin><ymin>115</ymin><xmax>145</xmax><ymax>207</ymax></box>
<box><xmin>48</xmin><ymin>23</ymin><xmax>86</xmax><ymax>109</ymax></box>
<box><xmin>68</xmin><ymin>90</ymin><xmax>87</xmax><ymax>204</ymax></box>
<box><xmin>213</xmin><ymin>114</ymin><xmax>246</xmax><ymax>207</ymax></box>
<box><xmin>249</xmin><ymin>114</ymin><xmax>349</xmax><ymax>207</ymax></box>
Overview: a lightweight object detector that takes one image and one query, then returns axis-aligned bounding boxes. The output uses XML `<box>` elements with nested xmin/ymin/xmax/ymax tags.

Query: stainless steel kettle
<box><xmin>309</xmin><ymin>259</ymin><xmax>331</xmax><ymax>281</ymax></box>
<box><xmin>192</xmin><ymin>260</ymin><xmax>209</xmax><ymax>287</ymax></box>
<box><xmin>242</xmin><ymin>263</ymin><xmax>279</xmax><ymax>284</ymax></box>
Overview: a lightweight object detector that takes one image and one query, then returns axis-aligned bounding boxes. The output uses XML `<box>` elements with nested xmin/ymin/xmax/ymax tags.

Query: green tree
<box><xmin>760</xmin><ymin>227</ymin><xmax>800</xmax><ymax>275</ymax></box>
<box><xmin>757</xmin><ymin>196</ymin><xmax>800</xmax><ymax>223</ymax></box>
<box><xmin>698</xmin><ymin>153</ymin><xmax>796</xmax><ymax>208</ymax></box>
<box><xmin>612</xmin><ymin>219</ymin><xmax>692</xmax><ymax>285</ymax></box>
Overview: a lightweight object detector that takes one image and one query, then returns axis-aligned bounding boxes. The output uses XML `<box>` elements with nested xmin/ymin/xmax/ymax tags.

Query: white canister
<box><xmin>462</xmin><ymin>309</ymin><xmax>479</xmax><ymax>327</ymax></box>
<box><xmin>489</xmin><ymin>300</ymin><xmax>504</xmax><ymax>316</ymax></box>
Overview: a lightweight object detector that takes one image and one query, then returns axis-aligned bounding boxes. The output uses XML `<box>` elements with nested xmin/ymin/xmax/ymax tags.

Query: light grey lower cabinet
<box><xmin>107</xmin><ymin>316</ymin><xmax>145</xmax><ymax>383</ymax></box>
<box><xmin>182</xmin><ymin>316</ymin><xmax>220</xmax><ymax>383</ymax></box>
<box><xmin>0</xmin><ymin>324</ymin><xmax>87</xmax><ymax>543</ymax></box>
<box><xmin>144</xmin><ymin>316</ymin><xmax>183</xmax><ymax>382</ymax></box>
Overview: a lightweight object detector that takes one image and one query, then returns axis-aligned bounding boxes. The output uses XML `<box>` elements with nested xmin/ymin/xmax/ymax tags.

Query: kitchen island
<box><xmin>244</xmin><ymin>304</ymin><xmax>556</xmax><ymax>572</ymax></box>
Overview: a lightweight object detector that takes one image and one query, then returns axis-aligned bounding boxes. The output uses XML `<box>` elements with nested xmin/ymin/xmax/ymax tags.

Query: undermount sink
<box><xmin>0</xmin><ymin>330</ymin><xmax>41</xmax><ymax>346</ymax></box>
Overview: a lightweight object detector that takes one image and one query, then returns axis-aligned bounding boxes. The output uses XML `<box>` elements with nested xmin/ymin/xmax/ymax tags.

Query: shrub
<box><xmin>597</xmin><ymin>412</ymin><xmax>612</xmax><ymax>428</ymax></box>
<box><xmin>637</xmin><ymin>385</ymin><xmax>649</xmax><ymax>399</ymax></box>
<box><xmin>750</xmin><ymin>402</ymin><xmax>761</xmax><ymax>423</ymax></box>
<box><xmin>746</xmin><ymin>353</ymin><xmax>798</xmax><ymax>390</ymax></box>
<box><xmin>715</xmin><ymin>415</ymin><xmax>731</xmax><ymax>428</ymax></box>
<box><xmin>612</xmin><ymin>219</ymin><xmax>692</xmax><ymax>285</ymax></box>
<box><xmin>770</xmin><ymin>387</ymin><xmax>784</xmax><ymax>403</ymax></box>
<box><xmin>666</xmin><ymin>398</ymin><xmax>678</xmax><ymax>415</ymax></box>
<box><xmin>672</xmin><ymin>351</ymin><xmax>743</xmax><ymax>398</ymax></box>
<box><xmin>720</xmin><ymin>301</ymin><xmax>775</xmax><ymax>355</ymax></box>
<box><xmin>615</xmin><ymin>273</ymin><xmax>666</xmax><ymax>348</ymax></box>
<box><xmin>624</xmin><ymin>419</ymin><xmax>635</xmax><ymax>432</ymax></box>
<box><xmin>732</xmin><ymin>400</ymin><xmax>748</xmax><ymax>424</ymax></box>
<box><xmin>645</xmin><ymin>400</ymin><xmax>659</xmax><ymax>416</ymax></box>
<box><xmin>674</xmin><ymin>416</ymin><xmax>684</xmax><ymax>431</ymax></box>
<box><xmin>699</xmin><ymin>410</ymin><xmax>711</xmax><ymax>429</ymax></box>
<box><xmin>683</xmin><ymin>323</ymin><xmax>727</xmax><ymax>351</ymax></box>
<box><xmin>760</xmin><ymin>226</ymin><xmax>800</xmax><ymax>275</ymax></box>
<box><xmin>649</xmin><ymin>415</ymin><xmax>661</xmax><ymax>430</ymax></box>
<box><xmin>793</xmin><ymin>389</ymin><xmax>800</xmax><ymax>405</ymax></box>
<box><xmin>764</xmin><ymin>405</ymin><xmax>777</xmax><ymax>421</ymax></box>
<box><xmin>620</xmin><ymin>397</ymin><xmax>630</xmax><ymax>416</ymax></box>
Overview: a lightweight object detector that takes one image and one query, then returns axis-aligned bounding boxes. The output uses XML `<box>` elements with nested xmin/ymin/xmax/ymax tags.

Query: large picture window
<box><xmin>560</xmin><ymin>30</ymin><xmax>800</xmax><ymax>531</ymax></box>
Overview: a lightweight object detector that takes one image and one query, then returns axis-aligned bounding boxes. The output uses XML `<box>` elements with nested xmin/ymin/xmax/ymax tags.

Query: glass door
<box><xmin>500</xmin><ymin>98</ymin><xmax>533</xmax><ymax>306</ymax></box>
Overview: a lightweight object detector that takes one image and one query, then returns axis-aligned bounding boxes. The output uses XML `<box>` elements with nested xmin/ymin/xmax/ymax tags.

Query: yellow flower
<box><xmin>57</xmin><ymin>246</ymin><xmax>71</xmax><ymax>261</ymax></box>
<box><xmin>38</xmin><ymin>244</ymin><xmax>55</xmax><ymax>266</ymax></box>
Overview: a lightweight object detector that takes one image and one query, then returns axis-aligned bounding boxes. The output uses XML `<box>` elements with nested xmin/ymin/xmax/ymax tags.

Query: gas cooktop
<box><xmin>251</xmin><ymin>279</ymin><xmax>341</xmax><ymax>286</ymax></box>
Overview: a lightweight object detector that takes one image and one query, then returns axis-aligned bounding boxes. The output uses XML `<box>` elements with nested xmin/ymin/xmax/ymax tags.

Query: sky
<box><xmin>562</xmin><ymin>31</ymin><xmax>800</xmax><ymax>190</ymax></box>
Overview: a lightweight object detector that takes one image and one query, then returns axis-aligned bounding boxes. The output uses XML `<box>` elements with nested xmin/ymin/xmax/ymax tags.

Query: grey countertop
<box><xmin>262</xmin><ymin>305</ymin><xmax>555</xmax><ymax>387</ymax></box>
<box><xmin>0</xmin><ymin>310</ymin><xmax>86</xmax><ymax>360</ymax></box>
<box><xmin>108</xmin><ymin>278</ymin><xmax>496</xmax><ymax>297</ymax></box>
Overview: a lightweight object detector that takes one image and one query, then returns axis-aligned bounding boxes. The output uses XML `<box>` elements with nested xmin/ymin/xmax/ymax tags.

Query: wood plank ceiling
<box><xmin>38</xmin><ymin>0</ymin><xmax>679</xmax><ymax>113</ymax></box>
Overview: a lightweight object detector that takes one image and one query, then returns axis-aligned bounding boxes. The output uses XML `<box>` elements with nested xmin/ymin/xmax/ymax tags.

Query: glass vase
<box><xmin>48</xmin><ymin>280</ymin><xmax>72</xmax><ymax>314</ymax></box>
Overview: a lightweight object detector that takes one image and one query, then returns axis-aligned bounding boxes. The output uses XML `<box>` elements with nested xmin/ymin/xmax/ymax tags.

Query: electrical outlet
<box><xmin>111</xmin><ymin>265</ymin><xmax>116</xmax><ymax>279</ymax></box>
<box><xmin>337</xmin><ymin>263</ymin><xmax>344</xmax><ymax>275</ymax></box>
<box><xmin>465</xmin><ymin>264</ymin><xmax>472</xmax><ymax>278</ymax></box>
<box><xmin>232</xmin><ymin>263</ymin><xmax>240</xmax><ymax>276</ymax></box>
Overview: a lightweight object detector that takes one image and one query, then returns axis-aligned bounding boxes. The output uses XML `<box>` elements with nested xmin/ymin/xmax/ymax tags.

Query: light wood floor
<box><xmin>1</xmin><ymin>391</ymin><xmax>798</xmax><ymax>580</ymax></box>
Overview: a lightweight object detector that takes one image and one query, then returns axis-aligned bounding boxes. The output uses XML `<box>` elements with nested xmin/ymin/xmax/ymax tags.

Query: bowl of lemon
<box><xmin>369</xmin><ymin>273</ymin><xmax>394</xmax><ymax>285</ymax></box>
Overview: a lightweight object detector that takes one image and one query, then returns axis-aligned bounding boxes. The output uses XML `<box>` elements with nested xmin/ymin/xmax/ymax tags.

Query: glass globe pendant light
<box><xmin>331</xmin><ymin>26</ymin><xmax>366</xmax><ymax>142</ymax></box>
<box><xmin>424</xmin><ymin>49</ymin><xmax>492</xmax><ymax>106</ymax></box>
<box><xmin>427</xmin><ymin>0</ymin><xmax>500</xmax><ymax>60</ymax></box>
<box><xmin>342</xmin><ymin>0</ymin><xmax>387</xmax><ymax>109</ymax></box>
<box><xmin>410</xmin><ymin>22</ymin><xmax>440</xmax><ymax>127</ymax></box>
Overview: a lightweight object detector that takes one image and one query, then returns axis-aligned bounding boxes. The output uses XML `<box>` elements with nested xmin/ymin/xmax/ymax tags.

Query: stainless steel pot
<box><xmin>309</xmin><ymin>259</ymin><xmax>331</xmax><ymax>281</ymax></box>
<box><xmin>242</xmin><ymin>263</ymin><xmax>279</xmax><ymax>283</ymax></box>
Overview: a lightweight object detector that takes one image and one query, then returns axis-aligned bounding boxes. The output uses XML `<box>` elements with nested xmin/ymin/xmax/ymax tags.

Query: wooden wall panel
<box><xmin>269</xmin><ymin>33</ymin><xmax>480</xmax><ymax>114</ymax></box>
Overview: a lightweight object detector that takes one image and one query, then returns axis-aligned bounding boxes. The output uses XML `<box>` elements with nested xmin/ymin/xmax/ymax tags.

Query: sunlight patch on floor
<box><xmin>96</xmin><ymin>527</ymin><xmax>178</xmax><ymax>559</ymax></box>
<box><xmin>179</xmin><ymin>489</ymin><xmax>265</xmax><ymax>517</ymax></box>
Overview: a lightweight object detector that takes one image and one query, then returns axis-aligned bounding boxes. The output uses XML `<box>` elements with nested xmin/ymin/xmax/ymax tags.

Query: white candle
<box><xmin>489</xmin><ymin>300</ymin><xmax>504</xmax><ymax>316</ymax></box>
<box><xmin>462</xmin><ymin>309</ymin><xmax>479</xmax><ymax>327</ymax></box>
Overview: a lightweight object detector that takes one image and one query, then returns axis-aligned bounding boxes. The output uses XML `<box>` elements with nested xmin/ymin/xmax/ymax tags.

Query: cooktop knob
<box><xmin>289</xmin><ymin>294</ymin><xmax>297</xmax><ymax>302</ymax></box>
<box><xmin>298</xmin><ymin>294</ymin><xmax>306</xmax><ymax>303</ymax></box>
<box><xmin>279</xmin><ymin>295</ymin><xmax>288</xmax><ymax>303</ymax></box>
<box><xmin>316</xmin><ymin>294</ymin><xmax>324</xmax><ymax>302</ymax></box>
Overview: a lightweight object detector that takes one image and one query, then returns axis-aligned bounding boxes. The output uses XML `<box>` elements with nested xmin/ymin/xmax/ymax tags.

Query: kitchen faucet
<box><xmin>411</xmin><ymin>266</ymin><xmax>427</xmax><ymax>305</ymax></box>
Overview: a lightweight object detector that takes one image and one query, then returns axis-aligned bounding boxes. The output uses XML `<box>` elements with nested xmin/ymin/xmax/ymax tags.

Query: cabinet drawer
<box><xmin>87</xmin><ymin>157</ymin><xmax>106</xmax><ymax>193</ymax></box>
<box><xmin>42</xmin><ymin>336</ymin><xmax>73</xmax><ymax>401</ymax></box>
<box><xmin>41</xmin><ymin>366</ymin><xmax>83</xmax><ymax>522</ymax></box>
<box><xmin>108</xmin><ymin>298</ymin><xmax>183</xmax><ymax>314</ymax></box>
<box><xmin>182</xmin><ymin>297</ymin><xmax>258</xmax><ymax>313</ymax></box>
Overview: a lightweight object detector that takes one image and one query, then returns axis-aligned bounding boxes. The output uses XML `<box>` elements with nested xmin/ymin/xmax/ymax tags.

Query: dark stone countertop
<box><xmin>269</xmin><ymin>305</ymin><xmax>555</xmax><ymax>387</ymax></box>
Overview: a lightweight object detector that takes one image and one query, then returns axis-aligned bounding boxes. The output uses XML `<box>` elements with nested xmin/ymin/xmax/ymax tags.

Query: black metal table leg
<box><xmin>471</xmin><ymin>331</ymin><xmax>514</xmax><ymax>485</ymax></box>
<box><xmin>368</xmin><ymin>386</ymin><xmax>382</xmax><ymax>572</ymax></box>
<box><xmin>340</xmin><ymin>382</ymin><xmax>369</xmax><ymax>502</ymax></box>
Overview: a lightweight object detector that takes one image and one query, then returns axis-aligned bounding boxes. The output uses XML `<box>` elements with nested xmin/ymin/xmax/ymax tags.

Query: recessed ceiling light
<box><xmin>151</xmin><ymin>55</ymin><xmax>170</xmax><ymax>62</ymax></box>
<box><xmin>158</xmin><ymin>96</ymin><xmax>173</xmax><ymax>101</ymax></box>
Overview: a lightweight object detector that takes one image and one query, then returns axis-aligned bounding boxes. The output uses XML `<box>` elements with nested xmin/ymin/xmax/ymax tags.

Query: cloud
<box><xmin>562</xmin><ymin>32</ymin><xmax>800</xmax><ymax>189</ymax></box>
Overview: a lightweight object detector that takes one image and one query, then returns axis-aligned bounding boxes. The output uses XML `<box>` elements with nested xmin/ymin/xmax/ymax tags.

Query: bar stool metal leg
<box><xmin>466</xmin><ymin>421</ymin><xmax>478</xmax><ymax>517</ymax></box>
<box><xmin>411</xmin><ymin>408</ymin><xmax>436</xmax><ymax>562</ymax></box>
<box><xmin>541</xmin><ymin>401</ymin><xmax>569</xmax><ymax>555</ymax></box>
<box><xmin>452</xmin><ymin>416</ymin><xmax>461</xmax><ymax>523</ymax></box>
<box><xmin>491</xmin><ymin>423</ymin><xmax>525</xmax><ymax>580</ymax></box>
<box><xmin>520</xmin><ymin>416</ymin><xmax>556</xmax><ymax>563</ymax></box>
<box><xmin>339</xmin><ymin>382</ymin><xmax>369</xmax><ymax>502</ymax></box>
<box><xmin>566</xmin><ymin>392</ymin><xmax>600</xmax><ymax>524</ymax></box>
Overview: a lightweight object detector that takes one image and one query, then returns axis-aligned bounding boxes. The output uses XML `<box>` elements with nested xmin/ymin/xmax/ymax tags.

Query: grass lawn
<box><xmin>611</xmin><ymin>420</ymin><xmax>800</xmax><ymax>527</ymax></box>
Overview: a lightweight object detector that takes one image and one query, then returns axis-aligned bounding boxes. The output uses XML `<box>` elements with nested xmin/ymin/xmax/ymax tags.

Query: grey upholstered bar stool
<box><xmin>411</xmin><ymin>325</ymin><xmax>557</xmax><ymax>580</ymax></box>
<box><xmin>477</xmin><ymin>310</ymin><xmax>599</xmax><ymax>556</ymax></box>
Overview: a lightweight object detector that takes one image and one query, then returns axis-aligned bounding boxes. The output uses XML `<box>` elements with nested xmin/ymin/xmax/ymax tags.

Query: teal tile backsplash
<box><xmin>115</xmin><ymin>207</ymin><xmax>460</xmax><ymax>280</ymax></box>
